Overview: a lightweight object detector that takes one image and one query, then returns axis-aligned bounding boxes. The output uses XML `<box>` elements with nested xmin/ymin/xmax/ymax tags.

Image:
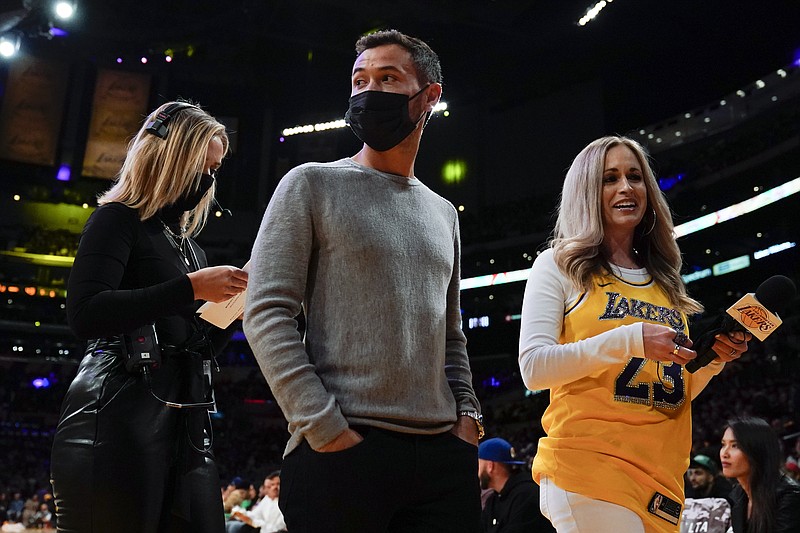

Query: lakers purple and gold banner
<box><xmin>82</xmin><ymin>69</ymin><xmax>151</xmax><ymax>179</ymax></box>
<box><xmin>0</xmin><ymin>56</ymin><xmax>69</xmax><ymax>166</ymax></box>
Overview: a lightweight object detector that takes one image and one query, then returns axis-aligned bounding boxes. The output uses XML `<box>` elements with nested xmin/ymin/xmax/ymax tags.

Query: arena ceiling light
<box><xmin>53</xmin><ymin>0</ymin><xmax>76</xmax><ymax>20</ymax></box>
<box><xmin>578</xmin><ymin>0</ymin><xmax>614</xmax><ymax>26</ymax></box>
<box><xmin>0</xmin><ymin>33</ymin><xmax>21</xmax><ymax>58</ymax></box>
<box><xmin>673</xmin><ymin>177</ymin><xmax>800</xmax><ymax>237</ymax></box>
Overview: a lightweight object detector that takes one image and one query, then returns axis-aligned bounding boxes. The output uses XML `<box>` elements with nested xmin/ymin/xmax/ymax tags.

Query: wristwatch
<box><xmin>458</xmin><ymin>410</ymin><xmax>485</xmax><ymax>440</ymax></box>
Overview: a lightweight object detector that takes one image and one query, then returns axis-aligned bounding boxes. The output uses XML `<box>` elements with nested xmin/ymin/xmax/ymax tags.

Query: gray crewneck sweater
<box><xmin>244</xmin><ymin>158</ymin><xmax>479</xmax><ymax>455</ymax></box>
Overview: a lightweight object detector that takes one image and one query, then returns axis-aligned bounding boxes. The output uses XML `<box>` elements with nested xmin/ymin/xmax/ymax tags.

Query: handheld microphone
<box><xmin>685</xmin><ymin>275</ymin><xmax>796</xmax><ymax>373</ymax></box>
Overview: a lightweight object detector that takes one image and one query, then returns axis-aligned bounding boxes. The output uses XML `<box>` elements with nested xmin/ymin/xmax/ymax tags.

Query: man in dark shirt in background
<box><xmin>685</xmin><ymin>454</ymin><xmax>732</xmax><ymax>499</ymax></box>
<box><xmin>479</xmin><ymin>438</ymin><xmax>555</xmax><ymax>533</ymax></box>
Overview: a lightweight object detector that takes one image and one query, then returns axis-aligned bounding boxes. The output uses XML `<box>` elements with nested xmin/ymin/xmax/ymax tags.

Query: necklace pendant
<box><xmin>179</xmin><ymin>240</ymin><xmax>191</xmax><ymax>267</ymax></box>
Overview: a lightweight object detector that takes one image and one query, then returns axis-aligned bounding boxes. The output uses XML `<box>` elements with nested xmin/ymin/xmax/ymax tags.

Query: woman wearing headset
<box><xmin>51</xmin><ymin>101</ymin><xmax>247</xmax><ymax>533</ymax></box>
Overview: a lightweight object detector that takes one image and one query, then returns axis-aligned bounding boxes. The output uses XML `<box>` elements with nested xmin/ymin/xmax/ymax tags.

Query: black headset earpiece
<box><xmin>145</xmin><ymin>102</ymin><xmax>194</xmax><ymax>139</ymax></box>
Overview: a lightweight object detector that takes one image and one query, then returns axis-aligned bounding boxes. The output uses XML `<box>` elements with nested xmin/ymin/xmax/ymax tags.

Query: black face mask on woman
<box><xmin>344</xmin><ymin>85</ymin><xmax>430</xmax><ymax>152</ymax></box>
<box><xmin>160</xmin><ymin>172</ymin><xmax>215</xmax><ymax>220</ymax></box>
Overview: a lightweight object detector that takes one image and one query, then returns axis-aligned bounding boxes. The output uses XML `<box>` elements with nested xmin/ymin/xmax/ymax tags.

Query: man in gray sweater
<box><xmin>244</xmin><ymin>29</ymin><xmax>482</xmax><ymax>532</ymax></box>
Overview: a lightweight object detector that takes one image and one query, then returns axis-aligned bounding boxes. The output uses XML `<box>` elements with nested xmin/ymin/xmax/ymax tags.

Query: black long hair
<box><xmin>726</xmin><ymin>417</ymin><xmax>783</xmax><ymax>533</ymax></box>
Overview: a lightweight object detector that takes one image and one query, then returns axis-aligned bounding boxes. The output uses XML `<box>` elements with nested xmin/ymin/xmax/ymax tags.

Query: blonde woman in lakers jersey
<box><xmin>519</xmin><ymin>136</ymin><xmax>750</xmax><ymax>533</ymax></box>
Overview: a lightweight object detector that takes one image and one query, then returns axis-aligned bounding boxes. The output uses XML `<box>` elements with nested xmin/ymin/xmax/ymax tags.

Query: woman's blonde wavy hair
<box><xmin>551</xmin><ymin>135</ymin><xmax>703</xmax><ymax>314</ymax></box>
<box><xmin>98</xmin><ymin>101</ymin><xmax>229</xmax><ymax>237</ymax></box>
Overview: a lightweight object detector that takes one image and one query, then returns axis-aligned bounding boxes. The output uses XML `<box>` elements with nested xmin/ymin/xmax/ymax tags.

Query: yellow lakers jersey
<box><xmin>533</xmin><ymin>270</ymin><xmax>692</xmax><ymax>533</ymax></box>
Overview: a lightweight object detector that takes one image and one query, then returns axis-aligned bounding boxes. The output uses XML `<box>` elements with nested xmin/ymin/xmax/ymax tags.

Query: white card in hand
<box><xmin>197</xmin><ymin>289</ymin><xmax>246</xmax><ymax>329</ymax></box>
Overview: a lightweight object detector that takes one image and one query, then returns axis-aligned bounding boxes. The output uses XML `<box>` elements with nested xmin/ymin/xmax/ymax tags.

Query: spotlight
<box><xmin>49</xmin><ymin>27</ymin><xmax>69</xmax><ymax>37</ymax></box>
<box><xmin>54</xmin><ymin>0</ymin><xmax>76</xmax><ymax>20</ymax></box>
<box><xmin>56</xmin><ymin>164</ymin><xmax>71</xmax><ymax>182</ymax></box>
<box><xmin>0</xmin><ymin>33</ymin><xmax>21</xmax><ymax>58</ymax></box>
<box><xmin>32</xmin><ymin>377</ymin><xmax>51</xmax><ymax>389</ymax></box>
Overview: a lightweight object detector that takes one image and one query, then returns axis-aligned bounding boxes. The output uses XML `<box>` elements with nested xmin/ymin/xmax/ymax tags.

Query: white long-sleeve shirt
<box><xmin>234</xmin><ymin>497</ymin><xmax>286</xmax><ymax>533</ymax></box>
<box><xmin>518</xmin><ymin>248</ymin><xmax>722</xmax><ymax>398</ymax></box>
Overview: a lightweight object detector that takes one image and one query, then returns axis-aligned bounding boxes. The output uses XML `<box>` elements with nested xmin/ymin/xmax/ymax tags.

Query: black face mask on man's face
<box><xmin>344</xmin><ymin>85</ymin><xmax>429</xmax><ymax>152</ymax></box>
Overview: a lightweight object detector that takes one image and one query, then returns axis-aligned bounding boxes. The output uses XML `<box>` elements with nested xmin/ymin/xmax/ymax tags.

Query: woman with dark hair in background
<box><xmin>50</xmin><ymin>101</ymin><xmax>248</xmax><ymax>532</ymax></box>
<box><xmin>721</xmin><ymin>416</ymin><xmax>800</xmax><ymax>533</ymax></box>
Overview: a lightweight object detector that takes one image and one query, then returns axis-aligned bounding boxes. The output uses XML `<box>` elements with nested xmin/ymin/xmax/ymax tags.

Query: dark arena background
<box><xmin>1</xmin><ymin>1</ymin><xmax>800</xmax><ymax>529</ymax></box>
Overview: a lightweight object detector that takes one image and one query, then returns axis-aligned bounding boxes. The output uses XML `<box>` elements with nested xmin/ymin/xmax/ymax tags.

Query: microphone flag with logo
<box><xmin>685</xmin><ymin>275</ymin><xmax>796</xmax><ymax>373</ymax></box>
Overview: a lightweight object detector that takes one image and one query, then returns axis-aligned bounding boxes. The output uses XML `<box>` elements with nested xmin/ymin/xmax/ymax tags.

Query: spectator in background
<box><xmin>31</xmin><ymin>502</ymin><xmax>52</xmax><ymax>529</ymax></box>
<box><xmin>6</xmin><ymin>493</ymin><xmax>22</xmax><ymax>522</ymax></box>
<box><xmin>19</xmin><ymin>493</ymin><xmax>36</xmax><ymax>528</ymax></box>
<box><xmin>223</xmin><ymin>477</ymin><xmax>251</xmax><ymax>519</ymax></box>
<box><xmin>681</xmin><ymin>454</ymin><xmax>733</xmax><ymax>533</ymax></box>
<box><xmin>685</xmin><ymin>454</ymin><xmax>732</xmax><ymax>499</ymax></box>
<box><xmin>227</xmin><ymin>471</ymin><xmax>286</xmax><ymax>533</ymax></box>
<box><xmin>721</xmin><ymin>416</ymin><xmax>800</xmax><ymax>533</ymax></box>
<box><xmin>519</xmin><ymin>136</ymin><xmax>750</xmax><ymax>533</ymax></box>
<box><xmin>479</xmin><ymin>437</ymin><xmax>554</xmax><ymax>533</ymax></box>
<box><xmin>244</xmin><ymin>483</ymin><xmax>257</xmax><ymax>510</ymax></box>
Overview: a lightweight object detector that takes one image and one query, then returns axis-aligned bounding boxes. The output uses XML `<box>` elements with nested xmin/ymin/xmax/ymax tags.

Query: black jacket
<box><xmin>481</xmin><ymin>471</ymin><xmax>555</xmax><ymax>533</ymax></box>
<box><xmin>729</xmin><ymin>474</ymin><xmax>800</xmax><ymax>532</ymax></box>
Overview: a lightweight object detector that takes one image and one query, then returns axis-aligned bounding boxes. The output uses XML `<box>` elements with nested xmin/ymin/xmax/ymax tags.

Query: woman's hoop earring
<box><xmin>641</xmin><ymin>207</ymin><xmax>657</xmax><ymax>236</ymax></box>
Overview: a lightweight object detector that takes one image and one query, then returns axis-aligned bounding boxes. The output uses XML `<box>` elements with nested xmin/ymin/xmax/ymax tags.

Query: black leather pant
<box><xmin>51</xmin><ymin>337</ymin><xmax>224</xmax><ymax>533</ymax></box>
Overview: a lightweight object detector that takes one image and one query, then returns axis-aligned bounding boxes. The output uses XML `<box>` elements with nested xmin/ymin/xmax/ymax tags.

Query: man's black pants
<box><xmin>279</xmin><ymin>426</ymin><xmax>481</xmax><ymax>532</ymax></box>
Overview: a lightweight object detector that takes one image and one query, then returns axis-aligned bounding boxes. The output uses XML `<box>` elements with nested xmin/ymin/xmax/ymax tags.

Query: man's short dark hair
<box><xmin>266</xmin><ymin>470</ymin><xmax>281</xmax><ymax>480</ymax></box>
<box><xmin>355</xmin><ymin>29</ymin><xmax>442</xmax><ymax>86</ymax></box>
